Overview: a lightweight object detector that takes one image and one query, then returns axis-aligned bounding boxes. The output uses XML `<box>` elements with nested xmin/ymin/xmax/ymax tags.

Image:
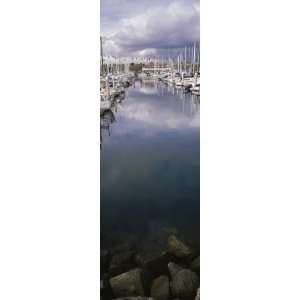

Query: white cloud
<box><xmin>136</xmin><ymin>48</ymin><xmax>157</xmax><ymax>56</ymax></box>
<box><xmin>101</xmin><ymin>0</ymin><xmax>199</xmax><ymax>56</ymax></box>
<box><xmin>102</xmin><ymin>39</ymin><xmax>122</xmax><ymax>56</ymax></box>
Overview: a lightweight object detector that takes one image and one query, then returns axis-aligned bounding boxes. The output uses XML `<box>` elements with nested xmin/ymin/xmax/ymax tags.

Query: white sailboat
<box><xmin>190</xmin><ymin>73</ymin><xmax>200</xmax><ymax>95</ymax></box>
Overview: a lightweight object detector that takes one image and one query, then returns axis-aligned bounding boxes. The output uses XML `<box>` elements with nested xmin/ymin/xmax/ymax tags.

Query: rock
<box><xmin>102</xmin><ymin>272</ymin><xmax>111</xmax><ymax>288</ymax></box>
<box><xmin>111</xmin><ymin>241</ymin><xmax>136</xmax><ymax>255</ymax></box>
<box><xmin>135</xmin><ymin>223</ymin><xmax>176</xmax><ymax>278</ymax></box>
<box><xmin>113</xmin><ymin>298</ymin><xmax>153</xmax><ymax>300</ymax></box>
<box><xmin>101</xmin><ymin>274</ymin><xmax>113</xmax><ymax>300</ymax></box>
<box><xmin>195</xmin><ymin>288</ymin><xmax>200</xmax><ymax>300</ymax></box>
<box><xmin>109</xmin><ymin>250</ymin><xmax>136</xmax><ymax>277</ymax></box>
<box><xmin>111</xmin><ymin>250</ymin><xmax>135</xmax><ymax>266</ymax></box>
<box><xmin>101</xmin><ymin>249</ymin><xmax>110</xmax><ymax>260</ymax></box>
<box><xmin>189</xmin><ymin>256</ymin><xmax>200</xmax><ymax>274</ymax></box>
<box><xmin>135</xmin><ymin>251</ymin><xmax>171</xmax><ymax>278</ymax></box>
<box><xmin>150</xmin><ymin>275</ymin><xmax>170</xmax><ymax>300</ymax></box>
<box><xmin>101</xmin><ymin>249</ymin><xmax>111</xmax><ymax>275</ymax></box>
<box><xmin>167</xmin><ymin>235</ymin><xmax>193</xmax><ymax>259</ymax></box>
<box><xmin>110</xmin><ymin>268</ymin><xmax>146</xmax><ymax>298</ymax></box>
<box><xmin>170</xmin><ymin>269</ymin><xmax>199</xmax><ymax>300</ymax></box>
<box><xmin>168</xmin><ymin>262</ymin><xmax>184</xmax><ymax>280</ymax></box>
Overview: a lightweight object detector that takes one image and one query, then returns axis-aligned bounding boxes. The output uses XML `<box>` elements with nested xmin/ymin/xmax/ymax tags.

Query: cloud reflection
<box><xmin>109</xmin><ymin>82</ymin><xmax>200</xmax><ymax>139</ymax></box>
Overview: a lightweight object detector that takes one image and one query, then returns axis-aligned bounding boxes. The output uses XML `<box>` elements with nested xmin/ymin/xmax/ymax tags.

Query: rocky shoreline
<box><xmin>101</xmin><ymin>234</ymin><xmax>200</xmax><ymax>300</ymax></box>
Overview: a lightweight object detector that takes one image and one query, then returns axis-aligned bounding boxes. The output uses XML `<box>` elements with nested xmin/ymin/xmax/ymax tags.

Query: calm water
<box><xmin>101</xmin><ymin>79</ymin><xmax>200</xmax><ymax>252</ymax></box>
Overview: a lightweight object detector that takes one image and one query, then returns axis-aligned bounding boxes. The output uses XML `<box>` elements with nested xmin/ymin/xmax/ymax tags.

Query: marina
<box><xmin>100</xmin><ymin>0</ymin><xmax>200</xmax><ymax>298</ymax></box>
<box><xmin>100</xmin><ymin>68</ymin><xmax>200</xmax><ymax>299</ymax></box>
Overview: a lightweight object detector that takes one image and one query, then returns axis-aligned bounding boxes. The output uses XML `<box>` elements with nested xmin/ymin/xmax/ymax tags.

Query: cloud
<box><xmin>102</xmin><ymin>39</ymin><xmax>122</xmax><ymax>56</ymax></box>
<box><xmin>101</xmin><ymin>0</ymin><xmax>199</xmax><ymax>56</ymax></box>
<box><xmin>135</xmin><ymin>48</ymin><xmax>157</xmax><ymax>57</ymax></box>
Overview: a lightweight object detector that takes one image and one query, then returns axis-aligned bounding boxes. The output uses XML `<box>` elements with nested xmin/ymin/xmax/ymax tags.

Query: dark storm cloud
<box><xmin>100</xmin><ymin>0</ymin><xmax>199</xmax><ymax>56</ymax></box>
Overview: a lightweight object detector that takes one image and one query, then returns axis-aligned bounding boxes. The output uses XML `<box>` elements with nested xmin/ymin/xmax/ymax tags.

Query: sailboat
<box><xmin>190</xmin><ymin>72</ymin><xmax>200</xmax><ymax>95</ymax></box>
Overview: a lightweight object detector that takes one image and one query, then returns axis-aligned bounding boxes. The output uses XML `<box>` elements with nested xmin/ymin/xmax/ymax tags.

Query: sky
<box><xmin>100</xmin><ymin>0</ymin><xmax>200</xmax><ymax>57</ymax></box>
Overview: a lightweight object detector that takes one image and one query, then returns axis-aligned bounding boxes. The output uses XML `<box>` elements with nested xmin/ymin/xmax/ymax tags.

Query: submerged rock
<box><xmin>101</xmin><ymin>249</ymin><xmax>111</xmax><ymax>275</ymax></box>
<box><xmin>110</xmin><ymin>268</ymin><xmax>146</xmax><ymax>298</ymax></box>
<box><xmin>109</xmin><ymin>250</ymin><xmax>136</xmax><ymax>277</ymax></box>
<box><xmin>111</xmin><ymin>241</ymin><xmax>136</xmax><ymax>255</ymax></box>
<box><xmin>113</xmin><ymin>298</ymin><xmax>153</xmax><ymax>300</ymax></box>
<box><xmin>101</xmin><ymin>273</ymin><xmax>113</xmax><ymax>300</ymax></box>
<box><xmin>168</xmin><ymin>262</ymin><xmax>184</xmax><ymax>280</ymax></box>
<box><xmin>111</xmin><ymin>251</ymin><xmax>135</xmax><ymax>265</ymax></box>
<box><xmin>150</xmin><ymin>275</ymin><xmax>170</xmax><ymax>300</ymax></box>
<box><xmin>189</xmin><ymin>256</ymin><xmax>200</xmax><ymax>274</ymax></box>
<box><xmin>170</xmin><ymin>269</ymin><xmax>199</xmax><ymax>300</ymax></box>
<box><xmin>167</xmin><ymin>235</ymin><xmax>193</xmax><ymax>259</ymax></box>
<box><xmin>195</xmin><ymin>288</ymin><xmax>200</xmax><ymax>300</ymax></box>
<box><xmin>135</xmin><ymin>251</ymin><xmax>171</xmax><ymax>278</ymax></box>
<box><xmin>135</xmin><ymin>223</ymin><xmax>176</xmax><ymax>278</ymax></box>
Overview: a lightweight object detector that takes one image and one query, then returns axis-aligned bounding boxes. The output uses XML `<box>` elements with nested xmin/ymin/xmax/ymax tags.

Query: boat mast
<box><xmin>100</xmin><ymin>36</ymin><xmax>104</xmax><ymax>75</ymax></box>
<box><xmin>185</xmin><ymin>46</ymin><xmax>187</xmax><ymax>73</ymax></box>
<box><xmin>198</xmin><ymin>42</ymin><xmax>200</xmax><ymax>72</ymax></box>
<box><xmin>192</xmin><ymin>42</ymin><xmax>196</xmax><ymax>74</ymax></box>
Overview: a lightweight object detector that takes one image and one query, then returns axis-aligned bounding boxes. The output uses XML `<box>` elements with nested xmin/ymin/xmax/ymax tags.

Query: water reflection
<box><xmin>100</xmin><ymin>109</ymin><xmax>115</xmax><ymax>149</ymax></box>
<box><xmin>100</xmin><ymin>92</ymin><xmax>127</xmax><ymax>149</ymax></box>
<box><xmin>100</xmin><ymin>80</ymin><xmax>200</xmax><ymax>250</ymax></box>
<box><xmin>101</xmin><ymin>80</ymin><xmax>199</xmax><ymax>144</ymax></box>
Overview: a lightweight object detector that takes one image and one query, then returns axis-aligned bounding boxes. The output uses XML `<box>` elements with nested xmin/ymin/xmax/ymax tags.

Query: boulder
<box><xmin>101</xmin><ymin>249</ymin><xmax>111</xmax><ymax>275</ymax></box>
<box><xmin>170</xmin><ymin>269</ymin><xmax>199</xmax><ymax>300</ymax></box>
<box><xmin>109</xmin><ymin>250</ymin><xmax>136</xmax><ymax>277</ymax></box>
<box><xmin>135</xmin><ymin>251</ymin><xmax>171</xmax><ymax>278</ymax></box>
<box><xmin>101</xmin><ymin>273</ymin><xmax>113</xmax><ymax>300</ymax></box>
<box><xmin>111</xmin><ymin>241</ymin><xmax>136</xmax><ymax>255</ymax></box>
<box><xmin>110</xmin><ymin>268</ymin><xmax>146</xmax><ymax>298</ymax></box>
<box><xmin>113</xmin><ymin>298</ymin><xmax>153</xmax><ymax>300</ymax></box>
<box><xmin>167</xmin><ymin>235</ymin><xmax>193</xmax><ymax>259</ymax></box>
<box><xmin>111</xmin><ymin>251</ymin><xmax>135</xmax><ymax>265</ymax></box>
<box><xmin>167</xmin><ymin>262</ymin><xmax>184</xmax><ymax>280</ymax></box>
<box><xmin>135</xmin><ymin>223</ymin><xmax>176</xmax><ymax>278</ymax></box>
<box><xmin>195</xmin><ymin>288</ymin><xmax>200</xmax><ymax>300</ymax></box>
<box><xmin>150</xmin><ymin>275</ymin><xmax>170</xmax><ymax>300</ymax></box>
<box><xmin>189</xmin><ymin>256</ymin><xmax>200</xmax><ymax>274</ymax></box>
